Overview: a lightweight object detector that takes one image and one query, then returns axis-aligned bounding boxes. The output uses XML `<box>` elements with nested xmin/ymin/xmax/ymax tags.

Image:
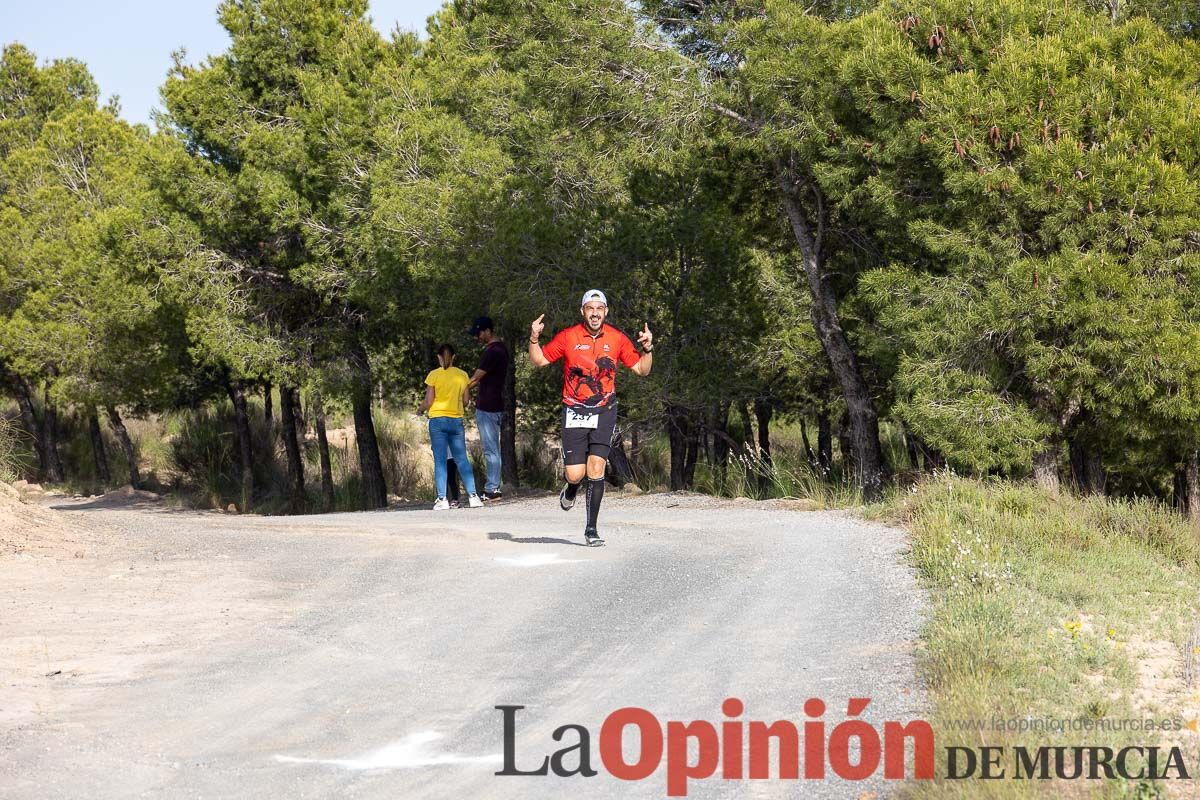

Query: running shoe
<box><xmin>432</xmin><ymin>497</ymin><xmax>450</xmax><ymax>511</ymax></box>
<box><xmin>467</xmin><ymin>493</ymin><xmax>483</xmax><ymax>508</ymax></box>
<box><xmin>584</xmin><ymin>527</ymin><xmax>604</xmax><ymax>547</ymax></box>
<box><xmin>559</xmin><ymin>483</ymin><xmax>577</xmax><ymax>511</ymax></box>
<box><xmin>483</xmin><ymin>490</ymin><xmax>503</xmax><ymax>501</ymax></box>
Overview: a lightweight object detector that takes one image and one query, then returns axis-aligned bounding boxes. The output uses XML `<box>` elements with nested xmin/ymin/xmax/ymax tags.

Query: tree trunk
<box><xmin>754</xmin><ymin>399</ymin><xmax>772</xmax><ymax>463</ymax></box>
<box><xmin>607</xmin><ymin>430</ymin><xmax>635</xmax><ymax>488</ymax></box>
<box><xmin>700</xmin><ymin>419</ymin><xmax>710</xmax><ymax>466</ymax></box>
<box><xmin>1084</xmin><ymin>453</ymin><xmax>1105</xmax><ymax>495</ymax></box>
<box><xmin>105</xmin><ymin>406</ymin><xmax>141</xmax><ymax>489</ymax></box>
<box><xmin>817</xmin><ymin>409</ymin><xmax>833</xmax><ymax>471</ymax></box>
<box><xmin>313</xmin><ymin>392</ymin><xmax>335</xmax><ymax>510</ymax></box>
<box><xmin>668</xmin><ymin>403</ymin><xmax>688</xmax><ymax>491</ymax></box>
<box><xmin>1188</xmin><ymin>451</ymin><xmax>1200</xmax><ymax>525</ymax></box>
<box><xmin>291</xmin><ymin>386</ymin><xmax>305</xmax><ymax>433</ymax></box>
<box><xmin>1069</xmin><ymin>435</ymin><xmax>1106</xmax><ymax>495</ymax></box>
<box><xmin>903</xmin><ymin>425</ymin><xmax>921</xmax><ymax>471</ymax></box>
<box><xmin>351</xmin><ymin>388</ymin><xmax>387</xmax><ymax>508</ymax></box>
<box><xmin>15</xmin><ymin>387</ymin><xmax>41</xmax><ymax>457</ymax></box>
<box><xmin>912</xmin><ymin>434</ymin><xmax>946</xmax><ymax>471</ymax></box>
<box><xmin>279</xmin><ymin>385</ymin><xmax>306</xmax><ymax>513</ymax></box>
<box><xmin>1033</xmin><ymin>443</ymin><xmax>1060</xmax><ymax>493</ymax></box>
<box><xmin>738</xmin><ymin>403</ymin><xmax>754</xmax><ymax>455</ymax></box>
<box><xmin>350</xmin><ymin>342</ymin><xmax>387</xmax><ymax>509</ymax></box>
<box><xmin>225</xmin><ymin>379</ymin><xmax>254</xmax><ymax>511</ymax></box>
<box><xmin>754</xmin><ymin>397</ymin><xmax>773</xmax><ymax>492</ymax></box>
<box><xmin>838</xmin><ymin>410</ymin><xmax>855</xmax><ymax>476</ymax></box>
<box><xmin>799</xmin><ymin>418</ymin><xmax>816</xmax><ymax>466</ymax></box>
<box><xmin>502</xmin><ymin>338</ymin><xmax>519</xmax><ymax>488</ymax></box>
<box><xmin>774</xmin><ymin>156</ymin><xmax>884</xmax><ymax>500</ymax></box>
<box><xmin>683</xmin><ymin>426</ymin><xmax>700</xmax><ymax>489</ymax></box>
<box><xmin>88</xmin><ymin>411</ymin><xmax>111</xmax><ymax>486</ymax></box>
<box><xmin>1036</xmin><ymin>398</ymin><xmax>1080</xmax><ymax>495</ymax></box>
<box><xmin>712</xmin><ymin>401</ymin><xmax>731</xmax><ymax>479</ymax></box>
<box><xmin>40</xmin><ymin>384</ymin><xmax>65</xmax><ymax>484</ymax></box>
<box><xmin>906</xmin><ymin>431</ymin><xmax>943</xmax><ymax>472</ymax></box>
<box><xmin>263</xmin><ymin>383</ymin><xmax>273</xmax><ymax>423</ymax></box>
<box><xmin>1067</xmin><ymin>432</ymin><xmax>1088</xmax><ymax>490</ymax></box>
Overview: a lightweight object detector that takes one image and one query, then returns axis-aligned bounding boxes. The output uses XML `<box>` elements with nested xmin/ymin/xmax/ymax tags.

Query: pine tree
<box><xmin>160</xmin><ymin>0</ymin><xmax>396</xmax><ymax>510</ymax></box>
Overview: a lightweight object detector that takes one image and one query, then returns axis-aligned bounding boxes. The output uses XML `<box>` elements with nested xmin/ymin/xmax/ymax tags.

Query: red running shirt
<box><xmin>540</xmin><ymin>323</ymin><xmax>641</xmax><ymax>411</ymax></box>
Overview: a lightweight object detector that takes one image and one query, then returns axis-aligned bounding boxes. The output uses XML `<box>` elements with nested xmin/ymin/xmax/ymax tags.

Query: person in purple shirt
<box><xmin>466</xmin><ymin>316</ymin><xmax>509</xmax><ymax>500</ymax></box>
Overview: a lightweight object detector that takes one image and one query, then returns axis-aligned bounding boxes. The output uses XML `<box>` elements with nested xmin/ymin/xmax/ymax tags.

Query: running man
<box><xmin>528</xmin><ymin>289</ymin><xmax>653</xmax><ymax>545</ymax></box>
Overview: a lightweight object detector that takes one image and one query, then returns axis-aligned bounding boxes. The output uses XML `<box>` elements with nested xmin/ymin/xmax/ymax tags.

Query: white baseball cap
<box><xmin>581</xmin><ymin>289</ymin><xmax>608</xmax><ymax>307</ymax></box>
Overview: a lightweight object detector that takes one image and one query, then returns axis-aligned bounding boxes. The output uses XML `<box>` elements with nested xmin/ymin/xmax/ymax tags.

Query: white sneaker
<box><xmin>433</xmin><ymin>497</ymin><xmax>450</xmax><ymax>511</ymax></box>
<box><xmin>467</xmin><ymin>494</ymin><xmax>483</xmax><ymax>508</ymax></box>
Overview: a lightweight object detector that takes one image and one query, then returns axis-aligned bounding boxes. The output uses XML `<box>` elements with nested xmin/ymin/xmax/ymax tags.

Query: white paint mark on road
<box><xmin>274</xmin><ymin>730</ymin><xmax>502</xmax><ymax>770</ymax></box>
<box><xmin>494</xmin><ymin>553</ymin><xmax>585</xmax><ymax>567</ymax></box>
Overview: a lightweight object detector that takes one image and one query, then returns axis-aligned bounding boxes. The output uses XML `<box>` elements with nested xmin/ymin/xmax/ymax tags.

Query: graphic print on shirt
<box><xmin>567</xmin><ymin>357</ymin><xmax>617</xmax><ymax>408</ymax></box>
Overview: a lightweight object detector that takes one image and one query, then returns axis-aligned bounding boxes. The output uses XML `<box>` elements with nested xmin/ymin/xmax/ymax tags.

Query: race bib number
<box><xmin>565</xmin><ymin>409</ymin><xmax>599</xmax><ymax>429</ymax></box>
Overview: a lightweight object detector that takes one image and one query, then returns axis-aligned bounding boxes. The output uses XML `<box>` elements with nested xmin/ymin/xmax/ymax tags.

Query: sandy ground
<box><xmin>0</xmin><ymin>486</ymin><xmax>927</xmax><ymax>799</ymax></box>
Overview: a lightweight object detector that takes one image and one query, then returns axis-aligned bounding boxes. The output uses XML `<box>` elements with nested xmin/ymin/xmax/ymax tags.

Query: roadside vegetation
<box><xmin>869</xmin><ymin>477</ymin><xmax>1200</xmax><ymax>799</ymax></box>
<box><xmin>0</xmin><ymin>416</ymin><xmax>25</xmax><ymax>483</ymax></box>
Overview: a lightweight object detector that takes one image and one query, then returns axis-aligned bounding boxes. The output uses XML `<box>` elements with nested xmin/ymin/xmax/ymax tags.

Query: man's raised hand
<box><xmin>637</xmin><ymin>323</ymin><xmax>653</xmax><ymax>350</ymax></box>
<box><xmin>531</xmin><ymin>313</ymin><xmax>545</xmax><ymax>340</ymax></box>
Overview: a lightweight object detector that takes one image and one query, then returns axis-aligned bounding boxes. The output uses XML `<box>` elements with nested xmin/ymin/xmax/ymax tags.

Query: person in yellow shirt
<box><xmin>419</xmin><ymin>343</ymin><xmax>482</xmax><ymax>510</ymax></box>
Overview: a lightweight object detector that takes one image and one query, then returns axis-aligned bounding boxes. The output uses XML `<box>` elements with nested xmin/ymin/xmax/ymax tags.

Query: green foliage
<box><xmin>720</xmin><ymin>0</ymin><xmax>1200</xmax><ymax>475</ymax></box>
<box><xmin>889</xmin><ymin>357</ymin><xmax>1051</xmax><ymax>472</ymax></box>
<box><xmin>6</xmin><ymin>0</ymin><xmax>1200</xmax><ymax>508</ymax></box>
<box><xmin>371</xmin><ymin>0</ymin><xmax>699</xmax><ymax>331</ymax></box>
<box><xmin>0</xmin><ymin>106</ymin><xmax>185</xmax><ymax>405</ymax></box>
<box><xmin>0</xmin><ymin>44</ymin><xmax>98</xmax><ymax>169</ymax></box>
<box><xmin>613</xmin><ymin>147</ymin><xmax>774</xmax><ymax>420</ymax></box>
<box><xmin>160</xmin><ymin>0</ymin><xmax>394</xmax><ymax>387</ymax></box>
<box><xmin>0</xmin><ymin>42</ymin><xmax>195</xmax><ymax>500</ymax></box>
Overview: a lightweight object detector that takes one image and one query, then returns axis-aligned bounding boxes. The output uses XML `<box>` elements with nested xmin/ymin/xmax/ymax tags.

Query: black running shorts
<box><xmin>561</xmin><ymin>403</ymin><xmax>617</xmax><ymax>466</ymax></box>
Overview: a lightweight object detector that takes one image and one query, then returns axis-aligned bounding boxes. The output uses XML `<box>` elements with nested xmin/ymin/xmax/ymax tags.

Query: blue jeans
<box><xmin>475</xmin><ymin>410</ymin><xmax>503</xmax><ymax>493</ymax></box>
<box><xmin>429</xmin><ymin>416</ymin><xmax>477</xmax><ymax>499</ymax></box>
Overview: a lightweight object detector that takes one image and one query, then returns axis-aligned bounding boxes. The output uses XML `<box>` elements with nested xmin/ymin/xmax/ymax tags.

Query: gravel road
<box><xmin>0</xmin><ymin>491</ymin><xmax>926</xmax><ymax>799</ymax></box>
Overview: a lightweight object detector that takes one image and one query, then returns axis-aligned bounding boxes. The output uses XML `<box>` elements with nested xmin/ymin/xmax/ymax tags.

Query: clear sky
<box><xmin>3</xmin><ymin>0</ymin><xmax>447</xmax><ymax>127</ymax></box>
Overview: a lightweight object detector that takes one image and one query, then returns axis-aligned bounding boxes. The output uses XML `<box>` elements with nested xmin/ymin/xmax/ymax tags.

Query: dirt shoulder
<box><xmin>0</xmin><ymin>486</ymin><xmax>288</xmax><ymax>733</ymax></box>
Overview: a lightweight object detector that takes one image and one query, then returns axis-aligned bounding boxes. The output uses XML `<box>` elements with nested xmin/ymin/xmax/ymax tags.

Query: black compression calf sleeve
<box><xmin>585</xmin><ymin>477</ymin><xmax>606</xmax><ymax>529</ymax></box>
